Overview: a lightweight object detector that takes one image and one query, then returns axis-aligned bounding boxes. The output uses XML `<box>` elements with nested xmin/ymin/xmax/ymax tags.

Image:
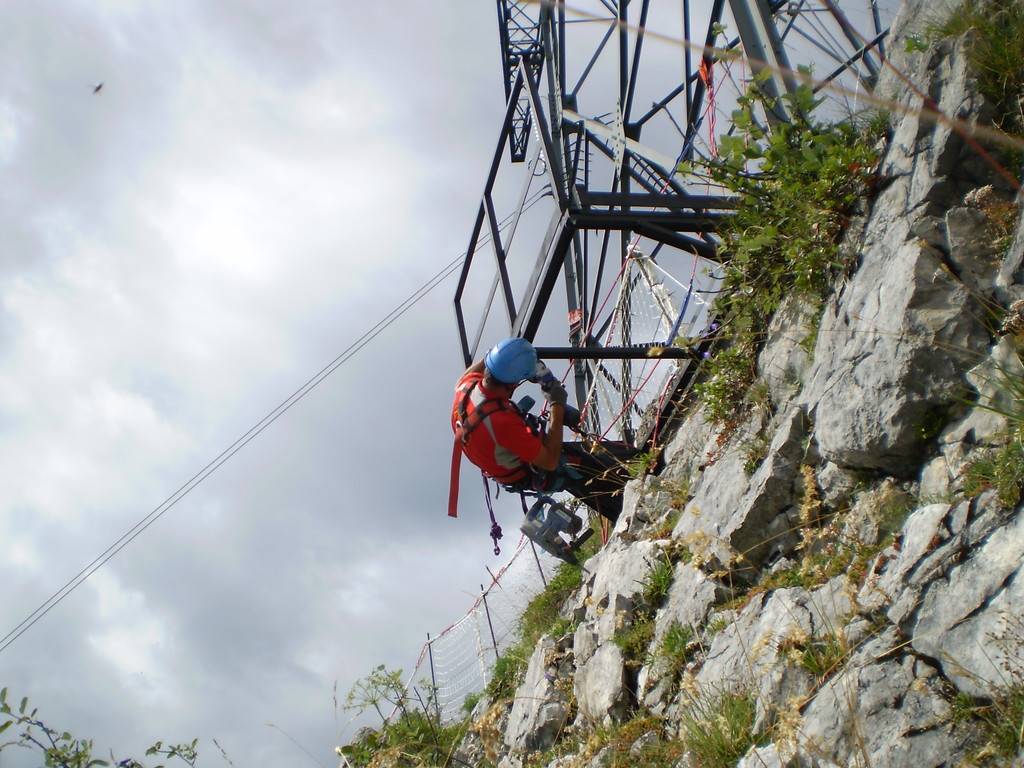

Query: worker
<box><xmin>452</xmin><ymin>338</ymin><xmax>637</xmax><ymax>521</ymax></box>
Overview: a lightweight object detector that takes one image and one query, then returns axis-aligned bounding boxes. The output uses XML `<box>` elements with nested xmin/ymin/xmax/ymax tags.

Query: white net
<box><xmin>582</xmin><ymin>249</ymin><xmax>720</xmax><ymax>443</ymax></box>
<box><xmin>406</xmin><ymin>535</ymin><xmax>559</xmax><ymax>721</ymax></box>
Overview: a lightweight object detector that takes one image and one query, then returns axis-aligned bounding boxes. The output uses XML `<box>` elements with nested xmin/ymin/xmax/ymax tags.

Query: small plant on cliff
<box><xmin>962</xmin><ymin>350</ymin><xmax>1024</xmax><ymax>507</ymax></box>
<box><xmin>953</xmin><ymin>687</ymin><xmax>1024</xmax><ymax>765</ymax></box>
<box><xmin>613</xmin><ymin>554</ymin><xmax>677</xmax><ymax>664</ymax></box>
<box><xmin>652</xmin><ymin>506</ymin><xmax>685</xmax><ymax>540</ymax></box>
<box><xmin>643</xmin><ymin>554</ymin><xmax>677</xmax><ymax>606</ymax></box>
<box><xmin>589</xmin><ymin>716</ymin><xmax>685</xmax><ymax>768</ymax></box>
<box><xmin>963</xmin><ymin>442</ymin><xmax>1024</xmax><ymax>507</ymax></box>
<box><xmin>778</xmin><ymin>631</ymin><xmax>850</xmax><ymax>682</ymax></box>
<box><xmin>340</xmin><ymin>666</ymin><xmax>466</xmax><ymax>768</ymax></box>
<box><xmin>658</xmin><ymin>621</ymin><xmax>696</xmax><ymax>680</ymax></box>
<box><xmin>693</xmin><ymin>345</ymin><xmax>756</xmax><ymax>424</ymax></box>
<box><xmin>950</xmin><ymin>613</ymin><xmax>1024</xmax><ymax>765</ymax></box>
<box><xmin>625</xmin><ymin>446</ymin><xmax>663</xmax><ymax>479</ymax></box>
<box><xmin>731</xmin><ymin>472</ymin><xmax>908</xmax><ymax>610</ymax></box>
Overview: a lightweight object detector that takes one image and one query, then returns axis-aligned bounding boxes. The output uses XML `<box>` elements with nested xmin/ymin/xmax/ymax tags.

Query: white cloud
<box><xmin>87</xmin><ymin>570</ymin><xmax>180</xmax><ymax>709</ymax></box>
<box><xmin>0</xmin><ymin>1</ymin><xmax>509</xmax><ymax>765</ymax></box>
<box><xmin>0</xmin><ymin>100</ymin><xmax>23</xmax><ymax>165</ymax></box>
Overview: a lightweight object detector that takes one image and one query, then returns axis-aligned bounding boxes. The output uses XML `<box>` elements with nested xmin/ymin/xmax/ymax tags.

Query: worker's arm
<box><xmin>530</xmin><ymin>403</ymin><xmax>565</xmax><ymax>471</ymax></box>
<box><xmin>461</xmin><ymin>359</ymin><xmax>486</xmax><ymax>378</ymax></box>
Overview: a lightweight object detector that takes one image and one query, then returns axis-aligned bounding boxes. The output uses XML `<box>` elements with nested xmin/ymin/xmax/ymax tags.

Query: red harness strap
<box><xmin>448</xmin><ymin>433</ymin><xmax>463</xmax><ymax>517</ymax></box>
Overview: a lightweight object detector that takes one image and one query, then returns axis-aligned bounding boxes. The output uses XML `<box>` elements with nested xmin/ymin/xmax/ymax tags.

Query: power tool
<box><xmin>520</xmin><ymin>496</ymin><xmax>593</xmax><ymax>567</ymax></box>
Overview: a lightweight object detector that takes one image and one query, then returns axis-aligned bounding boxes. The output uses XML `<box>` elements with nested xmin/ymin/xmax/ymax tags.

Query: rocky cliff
<box><xmin>453</xmin><ymin>3</ymin><xmax>1024</xmax><ymax>766</ymax></box>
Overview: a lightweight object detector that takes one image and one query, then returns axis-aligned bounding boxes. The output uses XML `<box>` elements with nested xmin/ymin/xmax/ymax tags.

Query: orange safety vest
<box><xmin>448</xmin><ymin>375</ymin><xmax>541</xmax><ymax>516</ymax></box>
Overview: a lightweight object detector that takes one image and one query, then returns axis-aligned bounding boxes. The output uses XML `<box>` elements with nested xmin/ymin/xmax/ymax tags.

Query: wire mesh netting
<box><xmin>405</xmin><ymin>536</ymin><xmax>560</xmax><ymax>722</ymax></box>
<box><xmin>580</xmin><ymin>249</ymin><xmax>721</xmax><ymax>443</ymax></box>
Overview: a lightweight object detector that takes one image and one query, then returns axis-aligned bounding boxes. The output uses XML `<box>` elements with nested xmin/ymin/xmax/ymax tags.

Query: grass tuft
<box><xmin>930</xmin><ymin>0</ymin><xmax>1024</xmax><ymax>135</ymax></box>
<box><xmin>678</xmin><ymin>688</ymin><xmax>763</xmax><ymax>768</ymax></box>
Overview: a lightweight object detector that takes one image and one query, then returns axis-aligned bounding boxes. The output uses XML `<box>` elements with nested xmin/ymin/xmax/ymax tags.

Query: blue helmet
<box><xmin>484</xmin><ymin>338</ymin><xmax>538</xmax><ymax>384</ymax></box>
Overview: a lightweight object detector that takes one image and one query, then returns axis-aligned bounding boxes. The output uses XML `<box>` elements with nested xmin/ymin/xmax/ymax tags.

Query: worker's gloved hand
<box><xmin>533</xmin><ymin>361</ymin><xmax>554</xmax><ymax>384</ymax></box>
<box><xmin>541</xmin><ymin>378</ymin><xmax>568</xmax><ymax>407</ymax></box>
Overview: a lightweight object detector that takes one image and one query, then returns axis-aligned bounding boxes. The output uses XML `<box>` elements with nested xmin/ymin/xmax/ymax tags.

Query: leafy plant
<box><xmin>693</xmin><ymin>345</ymin><xmax>756</xmax><ymax>424</ymax></box>
<box><xmin>344</xmin><ymin>664</ymin><xmax>407</xmax><ymax>722</ymax></box>
<box><xmin>682</xmin><ymin>76</ymin><xmax>879</xmax><ymax>421</ymax></box>
<box><xmin>341</xmin><ymin>667</ymin><xmax>468</xmax><ymax>768</ymax></box>
<box><xmin>0</xmin><ymin>687</ymin><xmax>197</xmax><ymax>768</ymax></box>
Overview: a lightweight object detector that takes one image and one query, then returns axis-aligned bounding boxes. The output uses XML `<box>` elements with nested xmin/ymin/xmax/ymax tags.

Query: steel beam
<box><xmin>727</xmin><ymin>0</ymin><xmax>799</xmax><ymax>123</ymax></box>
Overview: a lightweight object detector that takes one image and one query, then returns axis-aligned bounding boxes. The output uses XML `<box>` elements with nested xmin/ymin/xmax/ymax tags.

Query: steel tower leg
<box><xmin>727</xmin><ymin>0</ymin><xmax>799</xmax><ymax>123</ymax></box>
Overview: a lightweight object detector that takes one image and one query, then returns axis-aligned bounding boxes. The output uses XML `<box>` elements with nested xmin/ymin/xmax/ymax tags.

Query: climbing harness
<box><xmin>448</xmin><ymin>377</ymin><xmax>541</xmax><ymax>519</ymax></box>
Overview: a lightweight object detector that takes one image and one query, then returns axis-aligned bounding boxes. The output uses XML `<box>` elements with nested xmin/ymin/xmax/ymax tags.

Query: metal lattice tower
<box><xmin>456</xmin><ymin>0</ymin><xmax>893</xmax><ymax>442</ymax></box>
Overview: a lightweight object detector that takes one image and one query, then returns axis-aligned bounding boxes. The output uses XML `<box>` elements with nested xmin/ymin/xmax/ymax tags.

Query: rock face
<box><xmin>459</xmin><ymin>8</ymin><xmax>1024</xmax><ymax>768</ymax></box>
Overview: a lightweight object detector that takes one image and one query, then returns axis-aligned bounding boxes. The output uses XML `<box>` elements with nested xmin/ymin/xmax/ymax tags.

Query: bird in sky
<box><xmin>92</xmin><ymin>82</ymin><xmax>104</xmax><ymax>94</ymax></box>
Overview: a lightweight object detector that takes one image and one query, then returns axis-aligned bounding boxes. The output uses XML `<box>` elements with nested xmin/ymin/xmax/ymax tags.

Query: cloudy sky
<box><xmin>0</xmin><ymin>1</ymin><xmax>534</xmax><ymax>765</ymax></box>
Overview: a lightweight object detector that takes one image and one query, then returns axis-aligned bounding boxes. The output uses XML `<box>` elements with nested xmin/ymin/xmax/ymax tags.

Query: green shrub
<box><xmin>682</xmin><ymin>77</ymin><xmax>879</xmax><ymax>421</ymax></box>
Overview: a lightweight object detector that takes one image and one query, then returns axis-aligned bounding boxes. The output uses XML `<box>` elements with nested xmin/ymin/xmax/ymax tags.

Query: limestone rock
<box><xmin>504</xmin><ymin>635</ymin><xmax>572</xmax><ymax>753</ymax></box>
<box><xmin>796</xmin><ymin>629</ymin><xmax>975</xmax><ymax>767</ymax></box>
<box><xmin>575</xmin><ymin>538</ymin><xmax>659</xmax><ymax>620</ymax></box>
<box><xmin>903</xmin><ymin>506</ymin><xmax>1024</xmax><ymax>697</ymax></box>
<box><xmin>573</xmin><ymin>640</ymin><xmax>630</xmax><ymax>727</ymax></box>
<box><xmin>673</xmin><ymin>406</ymin><xmax>810</xmax><ymax>575</ymax></box>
